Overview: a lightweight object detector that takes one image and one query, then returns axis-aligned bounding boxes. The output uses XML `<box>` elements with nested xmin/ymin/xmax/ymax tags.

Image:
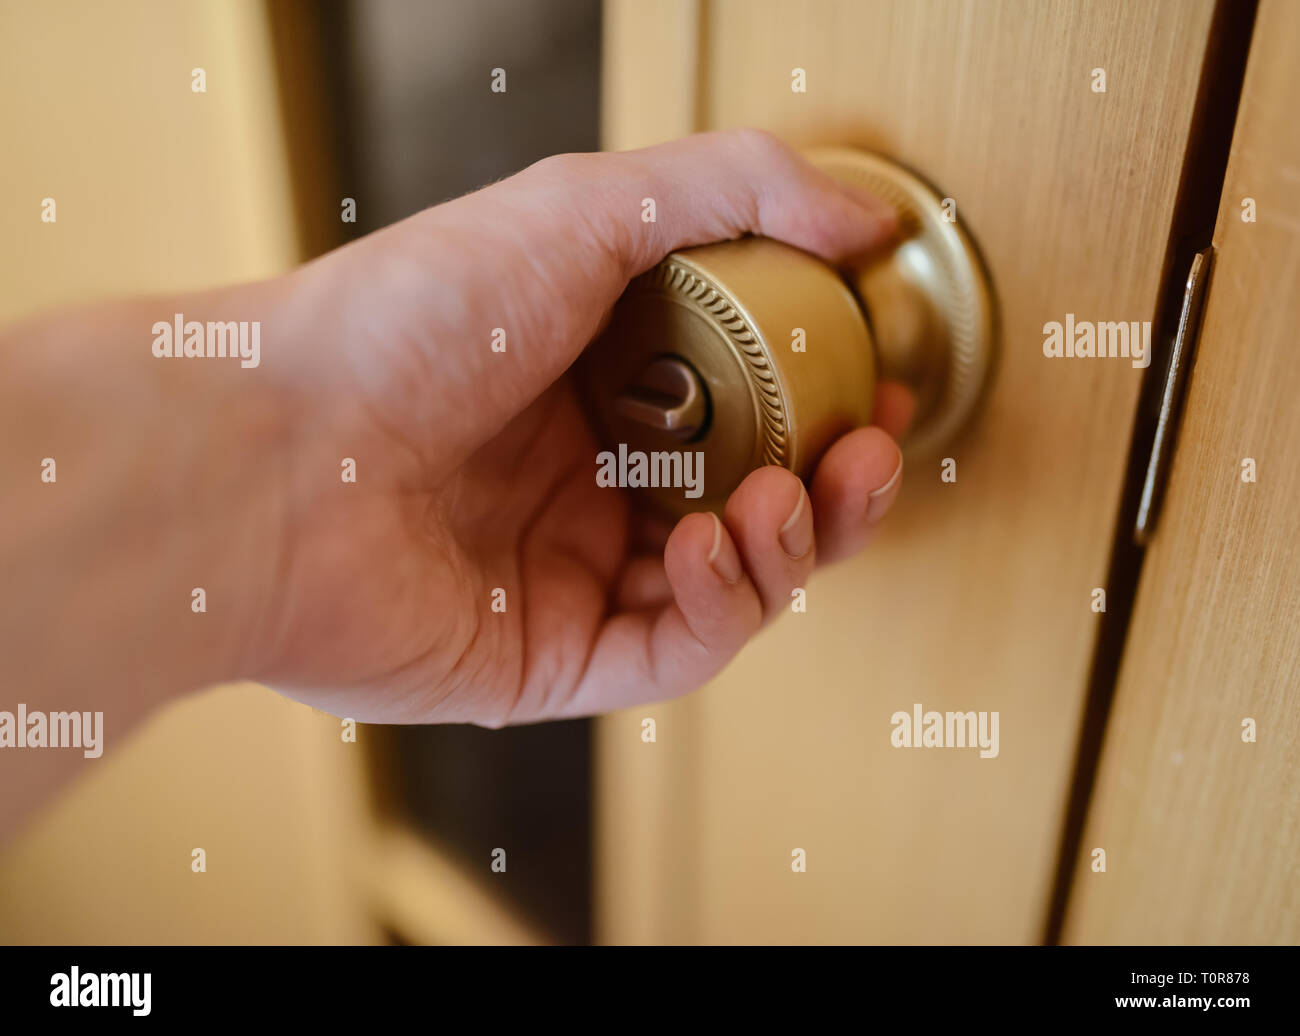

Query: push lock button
<box><xmin>614</xmin><ymin>355</ymin><xmax>710</xmax><ymax>440</ymax></box>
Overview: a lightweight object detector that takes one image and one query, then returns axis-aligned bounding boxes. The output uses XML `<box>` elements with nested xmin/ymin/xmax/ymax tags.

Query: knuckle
<box><xmin>728</xmin><ymin>126</ymin><xmax>793</xmax><ymax>163</ymax></box>
<box><xmin>526</xmin><ymin>150</ymin><xmax>596</xmax><ymax>181</ymax></box>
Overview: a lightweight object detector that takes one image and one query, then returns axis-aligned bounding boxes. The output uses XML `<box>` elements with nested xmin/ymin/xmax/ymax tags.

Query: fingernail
<box><xmin>865</xmin><ymin>453</ymin><xmax>903</xmax><ymax>524</ymax></box>
<box><xmin>778</xmin><ymin>484</ymin><xmax>813</xmax><ymax>559</ymax></box>
<box><xmin>707</xmin><ymin>512</ymin><xmax>744</xmax><ymax>584</ymax></box>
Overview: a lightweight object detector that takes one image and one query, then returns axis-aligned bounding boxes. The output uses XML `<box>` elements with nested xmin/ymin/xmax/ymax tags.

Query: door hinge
<box><xmin>1134</xmin><ymin>247</ymin><xmax>1214</xmax><ymax>546</ymax></box>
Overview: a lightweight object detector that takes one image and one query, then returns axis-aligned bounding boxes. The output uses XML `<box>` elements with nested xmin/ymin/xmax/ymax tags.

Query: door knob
<box><xmin>578</xmin><ymin>147</ymin><xmax>997</xmax><ymax>518</ymax></box>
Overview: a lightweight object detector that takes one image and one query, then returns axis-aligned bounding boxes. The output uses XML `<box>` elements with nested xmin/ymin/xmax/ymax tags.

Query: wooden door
<box><xmin>596</xmin><ymin>0</ymin><xmax>1222</xmax><ymax>943</ymax></box>
<box><xmin>1063</xmin><ymin>0</ymin><xmax>1300</xmax><ymax>944</ymax></box>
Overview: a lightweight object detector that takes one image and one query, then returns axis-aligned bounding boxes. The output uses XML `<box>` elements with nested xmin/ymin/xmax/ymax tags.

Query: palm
<box><xmin>269</xmin><ymin>378</ymin><xmax>633</xmax><ymax>725</ymax></box>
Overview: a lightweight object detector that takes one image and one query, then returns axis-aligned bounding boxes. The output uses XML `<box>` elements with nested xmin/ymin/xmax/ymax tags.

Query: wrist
<box><xmin>167</xmin><ymin>274</ymin><xmax>308</xmax><ymax>692</ymax></box>
<box><xmin>0</xmin><ymin>280</ymin><xmax>302</xmax><ymax>713</ymax></box>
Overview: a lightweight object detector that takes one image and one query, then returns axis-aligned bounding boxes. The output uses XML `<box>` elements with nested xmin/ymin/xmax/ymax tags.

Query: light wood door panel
<box><xmin>598</xmin><ymin>0</ymin><xmax>1216</xmax><ymax>943</ymax></box>
<box><xmin>1063</xmin><ymin>0</ymin><xmax>1300</xmax><ymax>944</ymax></box>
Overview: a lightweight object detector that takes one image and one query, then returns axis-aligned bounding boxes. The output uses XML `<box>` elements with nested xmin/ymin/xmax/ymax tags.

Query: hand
<box><xmin>245</xmin><ymin>130</ymin><xmax>910</xmax><ymax>725</ymax></box>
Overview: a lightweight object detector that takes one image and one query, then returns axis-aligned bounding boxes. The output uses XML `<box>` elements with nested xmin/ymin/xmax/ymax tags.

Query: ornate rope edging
<box><xmin>650</xmin><ymin>260</ymin><xmax>789</xmax><ymax>467</ymax></box>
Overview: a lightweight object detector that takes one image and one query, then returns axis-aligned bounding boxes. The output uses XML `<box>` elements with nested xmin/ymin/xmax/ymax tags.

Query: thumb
<box><xmin>301</xmin><ymin>129</ymin><xmax>896</xmax><ymax>467</ymax></box>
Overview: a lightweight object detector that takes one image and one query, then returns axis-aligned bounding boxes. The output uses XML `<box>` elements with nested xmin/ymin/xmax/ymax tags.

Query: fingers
<box><xmin>562</xmin><ymin>376</ymin><xmax>909</xmax><ymax>717</ymax></box>
<box><xmin>809</xmin><ymin>426</ymin><xmax>904</xmax><ymax>565</ymax></box>
<box><xmin>562</xmin><ymin>432</ymin><xmax>903</xmax><ymax>716</ymax></box>
<box><xmin>613</xmin><ymin>554</ymin><xmax>672</xmax><ymax>610</ymax></box>
<box><xmin>665</xmin><ymin>511</ymin><xmax>764</xmax><ymax>650</ymax></box>
<box><xmin>603</xmin><ymin>129</ymin><xmax>898</xmax><ymax>277</ymax></box>
<box><xmin>871</xmin><ymin>379</ymin><xmax>917</xmax><ymax>442</ymax></box>
<box><xmin>558</xmin><ymin>512</ymin><xmax>763</xmax><ymax>717</ymax></box>
<box><xmin>722</xmin><ymin>466</ymin><xmax>817</xmax><ymax>618</ymax></box>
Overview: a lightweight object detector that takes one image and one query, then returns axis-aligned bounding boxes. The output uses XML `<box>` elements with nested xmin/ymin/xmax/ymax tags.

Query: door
<box><xmin>596</xmin><ymin>0</ymin><xmax>1226</xmax><ymax>943</ymax></box>
<box><xmin>1063</xmin><ymin>0</ymin><xmax>1300</xmax><ymax>943</ymax></box>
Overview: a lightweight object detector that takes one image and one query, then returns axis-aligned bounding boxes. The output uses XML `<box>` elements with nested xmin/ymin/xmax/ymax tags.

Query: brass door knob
<box><xmin>578</xmin><ymin>147</ymin><xmax>997</xmax><ymax>518</ymax></box>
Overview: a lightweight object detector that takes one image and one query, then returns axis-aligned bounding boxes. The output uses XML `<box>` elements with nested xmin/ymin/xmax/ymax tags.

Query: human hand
<box><xmin>220</xmin><ymin>130</ymin><xmax>912</xmax><ymax>724</ymax></box>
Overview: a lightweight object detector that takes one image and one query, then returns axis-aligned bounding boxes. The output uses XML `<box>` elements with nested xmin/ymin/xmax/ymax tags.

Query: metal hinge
<box><xmin>1134</xmin><ymin>247</ymin><xmax>1215</xmax><ymax>546</ymax></box>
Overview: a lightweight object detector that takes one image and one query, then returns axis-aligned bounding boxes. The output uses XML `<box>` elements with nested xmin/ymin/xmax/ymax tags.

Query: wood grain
<box><xmin>1064</xmin><ymin>0</ymin><xmax>1300</xmax><ymax>944</ymax></box>
<box><xmin>598</xmin><ymin>0</ymin><xmax>1216</xmax><ymax>943</ymax></box>
<box><xmin>601</xmin><ymin>0</ymin><xmax>703</xmax><ymax>151</ymax></box>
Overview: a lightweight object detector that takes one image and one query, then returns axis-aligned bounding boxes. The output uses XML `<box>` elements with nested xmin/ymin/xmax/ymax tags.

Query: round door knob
<box><xmin>578</xmin><ymin>147</ymin><xmax>997</xmax><ymax>519</ymax></box>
